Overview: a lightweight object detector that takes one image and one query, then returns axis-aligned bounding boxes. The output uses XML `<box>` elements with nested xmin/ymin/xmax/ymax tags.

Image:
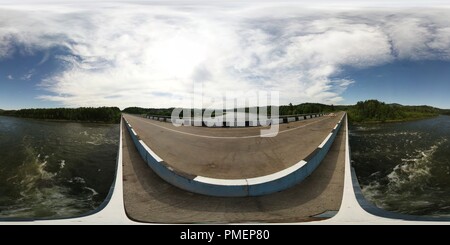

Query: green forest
<box><xmin>347</xmin><ymin>100</ymin><xmax>442</xmax><ymax>123</ymax></box>
<box><xmin>122</xmin><ymin>107</ymin><xmax>174</xmax><ymax>116</ymax></box>
<box><xmin>278</xmin><ymin>103</ymin><xmax>342</xmax><ymax>115</ymax></box>
<box><xmin>0</xmin><ymin>107</ymin><xmax>121</xmax><ymax>123</ymax></box>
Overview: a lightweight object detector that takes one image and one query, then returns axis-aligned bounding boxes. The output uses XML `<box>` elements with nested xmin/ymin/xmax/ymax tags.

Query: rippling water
<box><xmin>350</xmin><ymin>115</ymin><xmax>450</xmax><ymax>216</ymax></box>
<box><xmin>0</xmin><ymin>116</ymin><xmax>119</xmax><ymax>219</ymax></box>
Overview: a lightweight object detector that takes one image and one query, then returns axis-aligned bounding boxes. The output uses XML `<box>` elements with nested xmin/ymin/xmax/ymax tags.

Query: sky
<box><xmin>1</xmin><ymin>1</ymin><xmax>450</xmax><ymax>110</ymax></box>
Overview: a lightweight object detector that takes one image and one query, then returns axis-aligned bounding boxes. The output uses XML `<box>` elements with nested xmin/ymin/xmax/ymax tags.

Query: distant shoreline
<box><xmin>0</xmin><ymin>107</ymin><xmax>121</xmax><ymax>124</ymax></box>
<box><xmin>0</xmin><ymin>114</ymin><xmax>119</xmax><ymax>125</ymax></box>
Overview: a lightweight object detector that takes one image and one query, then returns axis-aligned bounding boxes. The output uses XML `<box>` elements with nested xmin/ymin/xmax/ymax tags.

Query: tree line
<box><xmin>123</xmin><ymin>100</ymin><xmax>449</xmax><ymax>123</ymax></box>
<box><xmin>122</xmin><ymin>107</ymin><xmax>174</xmax><ymax>116</ymax></box>
<box><xmin>279</xmin><ymin>103</ymin><xmax>339</xmax><ymax>115</ymax></box>
<box><xmin>442</xmin><ymin>110</ymin><xmax>450</xmax><ymax>116</ymax></box>
<box><xmin>348</xmin><ymin>100</ymin><xmax>442</xmax><ymax>123</ymax></box>
<box><xmin>123</xmin><ymin>103</ymin><xmax>338</xmax><ymax>118</ymax></box>
<box><xmin>0</xmin><ymin>107</ymin><xmax>121</xmax><ymax>123</ymax></box>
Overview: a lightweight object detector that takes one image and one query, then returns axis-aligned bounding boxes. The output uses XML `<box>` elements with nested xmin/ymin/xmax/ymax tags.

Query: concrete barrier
<box><xmin>271</xmin><ymin>118</ymin><xmax>283</xmax><ymax>125</ymax></box>
<box><xmin>124</xmin><ymin>113</ymin><xmax>346</xmax><ymax>197</ymax></box>
<box><xmin>249</xmin><ymin>121</ymin><xmax>258</xmax><ymax>127</ymax></box>
<box><xmin>259</xmin><ymin>119</ymin><xmax>271</xmax><ymax>126</ymax></box>
<box><xmin>143</xmin><ymin>112</ymin><xmax>325</xmax><ymax>127</ymax></box>
<box><xmin>193</xmin><ymin>120</ymin><xmax>203</xmax><ymax>127</ymax></box>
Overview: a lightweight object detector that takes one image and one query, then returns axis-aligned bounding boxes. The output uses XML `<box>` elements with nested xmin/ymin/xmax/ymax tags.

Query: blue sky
<box><xmin>340</xmin><ymin>61</ymin><xmax>450</xmax><ymax>109</ymax></box>
<box><xmin>1</xmin><ymin>1</ymin><xmax>450</xmax><ymax>110</ymax></box>
<box><xmin>0</xmin><ymin>45</ymin><xmax>69</xmax><ymax>109</ymax></box>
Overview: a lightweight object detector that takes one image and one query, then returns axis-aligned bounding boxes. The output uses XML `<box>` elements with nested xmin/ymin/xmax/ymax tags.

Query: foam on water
<box><xmin>59</xmin><ymin>160</ymin><xmax>65</xmax><ymax>169</ymax></box>
<box><xmin>350</xmin><ymin>116</ymin><xmax>450</xmax><ymax>217</ymax></box>
<box><xmin>385</xmin><ymin>139</ymin><xmax>446</xmax><ymax>192</ymax></box>
<box><xmin>0</xmin><ymin>116</ymin><xmax>119</xmax><ymax>219</ymax></box>
<box><xmin>351</xmin><ymin>116</ymin><xmax>450</xmax><ymax>216</ymax></box>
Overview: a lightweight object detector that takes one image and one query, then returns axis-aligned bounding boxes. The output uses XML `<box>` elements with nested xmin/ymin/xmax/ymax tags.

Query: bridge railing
<box><xmin>139</xmin><ymin>112</ymin><xmax>328</xmax><ymax>127</ymax></box>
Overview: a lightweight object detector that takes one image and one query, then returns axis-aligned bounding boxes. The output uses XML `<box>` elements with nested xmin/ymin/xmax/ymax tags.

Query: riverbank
<box><xmin>347</xmin><ymin>99</ymin><xmax>444</xmax><ymax>124</ymax></box>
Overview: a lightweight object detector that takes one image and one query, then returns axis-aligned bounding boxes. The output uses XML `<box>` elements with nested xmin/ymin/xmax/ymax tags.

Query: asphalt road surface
<box><xmin>123</xmin><ymin>112</ymin><xmax>344</xmax><ymax>179</ymax></box>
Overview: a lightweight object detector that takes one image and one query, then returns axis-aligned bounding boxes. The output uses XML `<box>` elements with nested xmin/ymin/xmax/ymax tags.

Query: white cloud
<box><xmin>0</xmin><ymin>3</ymin><xmax>449</xmax><ymax>108</ymax></box>
<box><xmin>7</xmin><ymin>75</ymin><xmax>13</xmax><ymax>80</ymax></box>
<box><xmin>21</xmin><ymin>69</ymin><xmax>34</xmax><ymax>80</ymax></box>
<box><xmin>0</xmin><ymin>35</ymin><xmax>12</xmax><ymax>58</ymax></box>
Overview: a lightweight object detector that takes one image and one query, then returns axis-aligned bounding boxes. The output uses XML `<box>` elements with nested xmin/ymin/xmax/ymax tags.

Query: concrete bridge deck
<box><xmin>122</xmin><ymin>114</ymin><xmax>347</xmax><ymax>223</ymax></box>
<box><xmin>122</xmin><ymin>112</ymin><xmax>344</xmax><ymax>179</ymax></box>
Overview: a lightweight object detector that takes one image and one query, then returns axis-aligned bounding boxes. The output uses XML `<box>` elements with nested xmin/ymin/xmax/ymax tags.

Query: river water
<box><xmin>0</xmin><ymin>116</ymin><xmax>119</xmax><ymax>219</ymax></box>
<box><xmin>351</xmin><ymin>115</ymin><xmax>450</xmax><ymax>217</ymax></box>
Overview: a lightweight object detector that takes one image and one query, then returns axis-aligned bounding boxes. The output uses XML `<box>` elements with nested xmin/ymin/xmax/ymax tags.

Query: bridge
<box><xmin>0</xmin><ymin>112</ymin><xmax>446</xmax><ymax>224</ymax></box>
<box><xmin>122</xmin><ymin>112</ymin><xmax>345</xmax><ymax>222</ymax></box>
<box><xmin>123</xmin><ymin>112</ymin><xmax>344</xmax><ymax>196</ymax></box>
